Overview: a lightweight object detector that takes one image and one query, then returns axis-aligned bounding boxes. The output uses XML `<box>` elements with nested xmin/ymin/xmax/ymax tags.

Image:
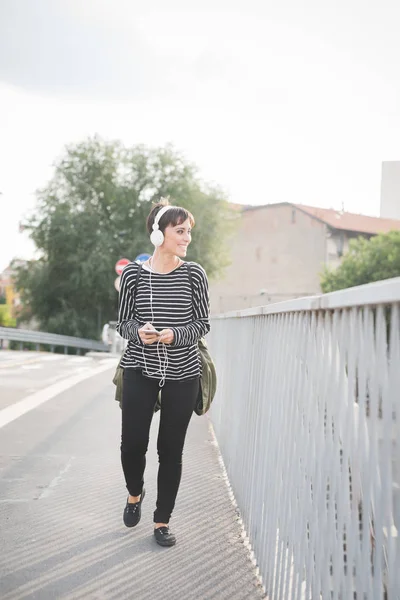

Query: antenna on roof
<box><xmin>340</xmin><ymin>201</ymin><xmax>345</xmax><ymax>214</ymax></box>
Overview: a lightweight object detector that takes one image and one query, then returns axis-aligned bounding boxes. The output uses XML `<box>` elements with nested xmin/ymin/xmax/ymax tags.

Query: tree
<box><xmin>320</xmin><ymin>230</ymin><xmax>400</xmax><ymax>293</ymax></box>
<box><xmin>15</xmin><ymin>137</ymin><xmax>237</xmax><ymax>339</ymax></box>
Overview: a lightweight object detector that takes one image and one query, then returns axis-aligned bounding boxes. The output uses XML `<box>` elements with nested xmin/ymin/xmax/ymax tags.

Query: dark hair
<box><xmin>146</xmin><ymin>199</ymin><xmax>195</xmax><ymax>235</ymax></box>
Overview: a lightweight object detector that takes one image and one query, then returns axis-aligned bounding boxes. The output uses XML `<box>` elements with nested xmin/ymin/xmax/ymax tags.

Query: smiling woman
<box><xmin>116</xmin><ymin>198</ymin><xmax>210</xmax><ymax>547</ymax></box>
<box><xmin>146</xmin><ymin>199</ymin><xmax>195</xmax><ymax>254</ymax></box>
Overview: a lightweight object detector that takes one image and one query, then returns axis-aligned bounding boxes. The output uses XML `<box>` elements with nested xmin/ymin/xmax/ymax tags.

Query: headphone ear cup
<box><xmin>150</xmin><ymin>229</ymin><xmax>164</xmax><ymax>247</ymax></box>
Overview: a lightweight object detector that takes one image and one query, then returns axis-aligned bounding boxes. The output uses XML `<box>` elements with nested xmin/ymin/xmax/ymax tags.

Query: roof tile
<box><xmin>293</xmin><ymin>204</ymin><xmax>400</xmax><ymax>234</ymax></box>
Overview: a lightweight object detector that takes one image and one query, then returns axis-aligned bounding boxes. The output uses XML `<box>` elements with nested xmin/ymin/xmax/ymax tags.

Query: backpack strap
<box><xmin>187</xmin><ymin>262</ymin><xmax>195</xmax><ymax>319</ymax></box>
<box><xmin>134</xmin><ymin>263</ymin><xmax>143</xmax><ymax>306</ymax></box>
<box><xmin>187</xmin><ymin>262</ymin><xmax>194</xmax><ymax>296</ymax></box>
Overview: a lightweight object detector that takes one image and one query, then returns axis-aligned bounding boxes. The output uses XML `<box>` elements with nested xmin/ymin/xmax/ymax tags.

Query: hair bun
<box><xmin>152</xmin><ymin>196</ymin><xmax>170</xmax><ymax>208</ymax></box>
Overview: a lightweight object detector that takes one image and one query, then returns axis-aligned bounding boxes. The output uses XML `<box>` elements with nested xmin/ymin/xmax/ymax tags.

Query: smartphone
<box><xmin>143</xmin><ymin>329</ymin><xmax>161</xmax><ymax>336</ymax></box>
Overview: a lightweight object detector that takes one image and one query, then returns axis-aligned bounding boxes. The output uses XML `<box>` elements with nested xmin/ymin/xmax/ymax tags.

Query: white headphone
<box><xmin>150</xmin><ymin>205</ymin><xmax>174</xmax><ymax>247</ymax></box>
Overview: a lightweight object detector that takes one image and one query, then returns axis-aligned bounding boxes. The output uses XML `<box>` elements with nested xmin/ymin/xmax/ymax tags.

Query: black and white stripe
<box><xmin>116</xmin><ymin>261</ymin><xmax>210</xmax><ymax>381</ymax></box>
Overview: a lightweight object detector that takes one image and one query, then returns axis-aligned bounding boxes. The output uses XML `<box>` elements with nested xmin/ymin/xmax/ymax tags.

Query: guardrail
<box><xmin>209</xmin><ymin>277</ymin><xmax>400</xmax><ymax>599</ymax></box>
<box><xmin>0</xmin><ymin>326</ymin><xmax>109</xmax><ymax>354</ymax></box>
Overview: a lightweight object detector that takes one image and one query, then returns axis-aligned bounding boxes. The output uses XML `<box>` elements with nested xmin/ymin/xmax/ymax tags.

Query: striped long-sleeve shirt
<box><xmin>116</xmin><ymin>261</ymin><xmax>210</xmax><ymax>381</ymax></box>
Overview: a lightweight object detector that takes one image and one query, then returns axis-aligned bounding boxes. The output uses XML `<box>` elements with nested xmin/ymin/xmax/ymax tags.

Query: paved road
<box><xmin>0</xmin><ymin>351</ymin><xmax>115</xmax><ymax>410</ymax></box>
<box><xmin>0</xmin><ymin>351</ymin><xmax>265</xmax><ymax>599</ymax></box>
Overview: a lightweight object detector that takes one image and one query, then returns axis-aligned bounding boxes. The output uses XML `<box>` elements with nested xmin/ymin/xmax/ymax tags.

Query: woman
<box><xmin>116</xmin><ymin>199</ymin><xmax>210</xmax><ymax>547</ymax></box>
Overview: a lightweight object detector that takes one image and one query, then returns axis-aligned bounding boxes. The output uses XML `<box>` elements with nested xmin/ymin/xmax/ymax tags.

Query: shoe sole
<box><xmin>155</xmin><ymin>538</ymin><xmax>176</xmax><ymax>547</ymax></box>
<box><xmin>123</xmin><ymin>488</ymin><xmax>146</xmax><ymax>528</ymax></box>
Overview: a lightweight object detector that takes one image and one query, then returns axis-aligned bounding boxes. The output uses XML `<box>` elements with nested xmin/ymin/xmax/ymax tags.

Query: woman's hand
<box><xmin>158</xmin><ymin>329</ymin><xmax>174</xmax><ymax>345</ymax></box>
<box><xmin>138</xmin><ymin>323</ymin><xmax>161</xmax><ymax>345</ymax></box>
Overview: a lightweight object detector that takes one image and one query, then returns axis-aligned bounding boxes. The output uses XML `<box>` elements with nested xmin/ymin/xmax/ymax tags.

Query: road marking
<box><xmin>0</xmin><ymin>356</ymin><xmax>43</xmax><ymax>370</ymax></box>
<box><xmin>38</xmin><ymin>457</ymin><xmax>74</xmax><ymax>499</ymax></box>
<box><xmin>0</xmin><ymin>361</ymin><xmax>116</xmax><ymax>429</ymax></box>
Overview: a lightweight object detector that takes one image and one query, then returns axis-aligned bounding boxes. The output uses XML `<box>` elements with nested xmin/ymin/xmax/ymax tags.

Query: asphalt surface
<box><xmin>0</xmin><ymin>351</ymin><xmax>265</xmax><ymax>600</ymax></box>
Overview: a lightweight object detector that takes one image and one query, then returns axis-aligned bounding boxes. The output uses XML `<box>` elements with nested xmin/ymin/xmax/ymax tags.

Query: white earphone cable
<box><xmin>141</xmin><ymin>256</ymin><xmax>168</xmax><ymax>387</ymax></box>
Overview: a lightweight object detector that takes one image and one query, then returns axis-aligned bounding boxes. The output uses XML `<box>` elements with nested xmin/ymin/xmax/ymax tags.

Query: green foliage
<box><xmin>15</xmin><ymin>137</ymin><xmax>237</xmax><ymax>338</ymax></box>
<box><xmin>320</xmin><ymin>230</ymin><xmax>400</xmax><ymax>293</ymax></box>
<box><xmin>0</xmin><ymin>305</ymin><xmax>16</xmax><ymax>327</ymax></box>
<box><xmin>0</xmin><ymin>295</ymin><xmax>6</xmax><ymax>305</ymax></box>
<box><xmin>9</xmin><ymin>340</ymin><xmax>36</xmax><ymax>351</ymax></box>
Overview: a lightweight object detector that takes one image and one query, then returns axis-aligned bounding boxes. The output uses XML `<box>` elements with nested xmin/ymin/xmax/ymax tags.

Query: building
<box><xmin>209</xmin><ymin>202</ymin><xmax>400</xmax><ymax>314</ymax></box>
<box><xmin>380</xmin><ymin>161</ymin><xmax>400</xmax><ymax>220</ymax></box>
<box><xmin>0</xmin><ymin>259</ymin><xmax>26</xmax><ymax>321</ymax></box>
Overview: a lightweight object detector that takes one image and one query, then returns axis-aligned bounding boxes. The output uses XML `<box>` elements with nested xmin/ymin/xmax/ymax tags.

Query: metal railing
<box><xmin>209</xmin><ymin>277</ymin><xmax>400</xmax><ymax>599</ymax></box>
<box><xmin>0</xmin><ymin>326</ymin><xmax>108</xmax><ymax>354</ymax></box>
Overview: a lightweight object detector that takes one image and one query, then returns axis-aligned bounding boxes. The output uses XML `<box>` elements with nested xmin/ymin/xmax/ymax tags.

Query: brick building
<box><xmin>209</xmin><ymin>202</ymin><xmax>400</xmax><ymax>314</ymax></box>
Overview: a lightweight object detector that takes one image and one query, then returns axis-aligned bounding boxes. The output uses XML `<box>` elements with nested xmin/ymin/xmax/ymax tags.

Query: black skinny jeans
<box><xmin>120</xmin><ymin>368</ymin><xmax>199</xmax><ymax>524</ymax></box>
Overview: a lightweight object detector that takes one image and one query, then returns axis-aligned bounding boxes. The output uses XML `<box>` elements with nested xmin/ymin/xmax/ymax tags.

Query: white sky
<box><xmin>1</xmin><ymin>0</ymin><xmax>400</xmax><ymax>271</ymax></box>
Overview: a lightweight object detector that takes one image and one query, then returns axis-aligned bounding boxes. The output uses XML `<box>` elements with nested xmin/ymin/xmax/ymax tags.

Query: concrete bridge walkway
<box><xmin>0</xmin><ymin>355</ymin><xmax>264</xmax><ymax>600</ymax></box>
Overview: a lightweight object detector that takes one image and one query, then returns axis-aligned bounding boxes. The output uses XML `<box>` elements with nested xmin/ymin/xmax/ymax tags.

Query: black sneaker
<box><xmin>154</xmin><ymin>526</ymin><xmax>176</xmax><ymax>547</ymax></box>
<box><xmin>123</xmin><ymin>488</ymin><xmax>146</xmax><ymax>528</ymax></box>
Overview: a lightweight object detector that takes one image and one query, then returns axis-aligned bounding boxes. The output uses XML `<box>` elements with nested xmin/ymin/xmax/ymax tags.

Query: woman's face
<box><xmin>162</xmin><ymin>218</ymin><xmax>192</xmax><ymax>257</ymax></box>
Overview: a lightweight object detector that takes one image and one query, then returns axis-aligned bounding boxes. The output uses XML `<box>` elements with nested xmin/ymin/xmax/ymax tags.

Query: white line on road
<box><xmin>0</xmin><ymin>361</ymin><xmax>116</xmax><ymax>429</ymax></box>
<box><xmin>0</xmin><ymin>356</ymin><xmax>43</xmax><ymax>370</ymax></box>
<box><xmin>38</xmin><ymin>457</ymin><xmax>74</xmax><ymax>499</ymax></box>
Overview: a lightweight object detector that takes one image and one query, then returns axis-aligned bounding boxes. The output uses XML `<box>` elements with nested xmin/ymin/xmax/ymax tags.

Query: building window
<box><xmin>337</xmin><ymin>233</ymin><xmax>344</xmax><ymax>257</ymax></box>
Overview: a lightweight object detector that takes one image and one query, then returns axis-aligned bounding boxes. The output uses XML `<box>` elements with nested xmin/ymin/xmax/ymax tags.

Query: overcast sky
<box><xmin>1</xmin><ymin>0</ymin><xmax>400</xmax><ymax>270</ymax></box>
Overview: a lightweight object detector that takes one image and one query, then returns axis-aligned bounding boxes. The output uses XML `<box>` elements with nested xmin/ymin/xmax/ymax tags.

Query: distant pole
<box><xmin>97</xmin><ymin>306</ymin><xmax>102</xmax><ymax>337</ymax></box>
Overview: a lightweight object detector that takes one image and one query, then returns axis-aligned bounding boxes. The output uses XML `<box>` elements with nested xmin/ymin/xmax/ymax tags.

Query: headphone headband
<box><xmin>153</xmin><ymin>205</ymin><xmax>173</xmax><ymax>229</ymax></box>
